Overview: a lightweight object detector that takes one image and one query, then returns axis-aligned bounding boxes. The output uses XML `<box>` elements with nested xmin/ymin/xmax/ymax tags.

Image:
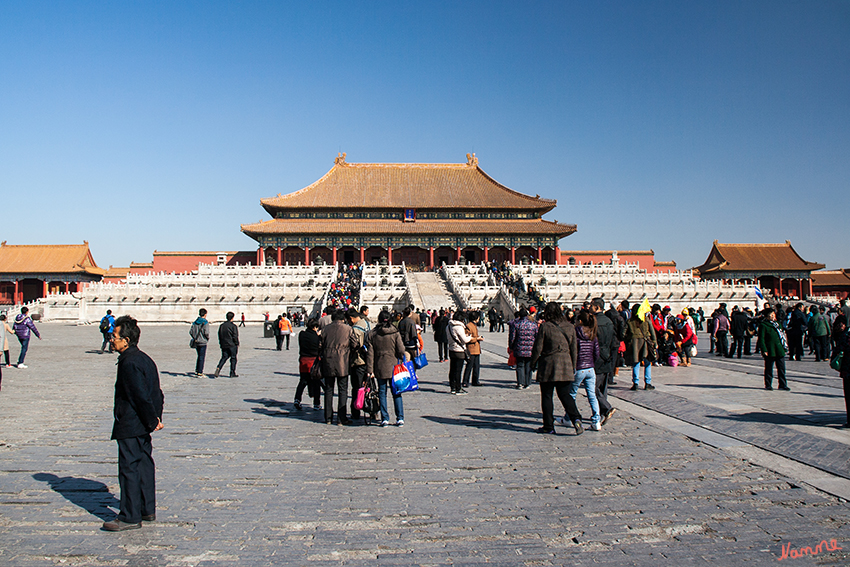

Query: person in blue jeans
<box><xmin>13</xmin><ymin>306</ymin><xmax>41</xmax><ymax>369</ymax></box>
<box><xmin>625</xmin><ymin>304</ymin><xmax>657</xmax><ymax>390</ymax></box>
<box><xmin>569</xmin><ymin>310</ymin><xmax>602</xmax><ymax>430</ymax></box>
<box><xmin>366</xmin><ymin>311</ymin><xmax>408</xmax><ymax>427</ymax></box>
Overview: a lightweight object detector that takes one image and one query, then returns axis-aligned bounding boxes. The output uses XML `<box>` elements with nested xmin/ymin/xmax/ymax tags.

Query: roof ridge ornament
<box><xmin>466</xmin><ymin>152</ymin><xmax>478</xmax><ymax>166</ymax></box>
<box><xmin>335</xmin><ymin>152</ymin><xmax>347</xmax><ymax>165</ymax></box>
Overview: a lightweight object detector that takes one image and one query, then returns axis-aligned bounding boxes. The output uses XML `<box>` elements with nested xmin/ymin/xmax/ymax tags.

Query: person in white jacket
<box><xmin>447</xmin><ymin>311</ymin><xmax>473</xmax><ymax>395</ymax></box>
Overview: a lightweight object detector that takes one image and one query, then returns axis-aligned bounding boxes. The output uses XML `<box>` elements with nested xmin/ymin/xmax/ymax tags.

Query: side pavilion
<box><xmin>693</xmin><ymin>240</ymin><xmax>824</xmax><ymax>299</ymax></box>
<box><xmin>0</xmin><ymin>242</ymin><xmax>105</xmax><ymax>305</ymax></box>
<box><xmin>240</xmin><ymin>153</ymin><xmax>576</xmax><ymax>268</ymax></box>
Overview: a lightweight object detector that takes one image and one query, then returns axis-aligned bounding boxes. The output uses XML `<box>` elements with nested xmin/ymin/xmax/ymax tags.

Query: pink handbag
<box><xmin>354</xmin><ymin>384</ymin><xmax>368</xmax><ymax>410</ymax></box>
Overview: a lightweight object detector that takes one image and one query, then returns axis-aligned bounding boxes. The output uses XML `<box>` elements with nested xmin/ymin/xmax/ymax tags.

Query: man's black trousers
<box><xmin>117</xmin><ymin>434</ymin><xmax>155</xmax><ymax>524</ymax></box>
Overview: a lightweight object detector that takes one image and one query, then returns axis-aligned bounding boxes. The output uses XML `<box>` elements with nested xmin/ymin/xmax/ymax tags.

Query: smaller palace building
<box><xmin>0</xmin><ymin>242</ymin><xmax>105</xmax><ymax>304</ymax></box>
<box><xmin>811</xmin><ymin>269</ymin><xmax>850</xmax><ymax>300</ymax></box>
<box><xmin>693</xmin><ymin>241</ymin><xmax>824</xmax><ymax>298</ymax></box>
<box><xmin>240</xmin><ymin>154</ymin><xmax>576</xmax><ymax>268</ymax></box>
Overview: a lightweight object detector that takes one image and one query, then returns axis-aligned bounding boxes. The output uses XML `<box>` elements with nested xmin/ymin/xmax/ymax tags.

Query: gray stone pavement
<box><xmin>0</xmin><ymin>323</ymin><xmax>848</xmax><ymax>566</ymax></box>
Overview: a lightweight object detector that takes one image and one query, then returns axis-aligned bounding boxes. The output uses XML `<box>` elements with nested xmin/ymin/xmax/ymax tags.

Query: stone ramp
<box><xmin>410</xmin><ymin>271</ymin><xmax>457</xmax><ymax>311</ymax></box>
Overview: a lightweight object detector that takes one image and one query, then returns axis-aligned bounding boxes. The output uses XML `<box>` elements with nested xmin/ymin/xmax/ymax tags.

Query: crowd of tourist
<box><xmin>325</xmin><ymin>264</ymin><xmax>362</xmax><ymax>311</ymax></box>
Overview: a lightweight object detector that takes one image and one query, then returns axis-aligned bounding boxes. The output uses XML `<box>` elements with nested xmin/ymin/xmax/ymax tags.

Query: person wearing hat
<box><xmin>673</xmin><ymin>314</ymin><xmax>697</xmax><ymax>366</ymax></box>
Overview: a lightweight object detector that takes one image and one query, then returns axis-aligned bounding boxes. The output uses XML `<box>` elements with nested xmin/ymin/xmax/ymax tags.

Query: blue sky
<box><xmin>1</xmin><ymin>1</ymin><xmax>847</xmax><ymax>270</ymax></box>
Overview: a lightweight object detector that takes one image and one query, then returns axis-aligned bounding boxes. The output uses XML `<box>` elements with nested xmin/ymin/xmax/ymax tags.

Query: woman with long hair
<box><xmin>530</xmin><ymin>302</ymin><xmax>582</xmax><ymax>434</ymax></box>
<box><xmin>447</xmin><ymin>310</ymin><xmax>473</xmax><ymax>395</ymax></box>
<box><xmin>366</xmin><ymin>310</ymin><xmax>408</xmax><ymax>426</ymax></box>
<box><xmin>294</xmin><ymin>318</ymin><xmax>322</xmax><ymax>411</ymax></box>
<box><xmin>626</xmin><ymin>304</ymin><xmax>657</xmax><ymax>390</ymax></box>
<box><xmin>570</xmin><ymin>309</ymin><xmax>602</xmax><ymax>430</ymax></box>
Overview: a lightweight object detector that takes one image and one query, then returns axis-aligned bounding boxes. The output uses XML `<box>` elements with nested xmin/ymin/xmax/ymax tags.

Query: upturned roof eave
<box><xmin>258</xmin><ymin>158</ymin><xmax>559</xmax><ymax>215</ymax></box>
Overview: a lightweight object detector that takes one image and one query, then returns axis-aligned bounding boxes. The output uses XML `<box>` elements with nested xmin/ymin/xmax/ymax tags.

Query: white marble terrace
<box><xmin>37</xmin><ymin>264</ymin><xmax>338</xmax><ymax>323</ymax></box>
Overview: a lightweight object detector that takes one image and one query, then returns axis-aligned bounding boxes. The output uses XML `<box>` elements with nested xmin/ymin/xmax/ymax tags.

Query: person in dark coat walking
<box><xmin>433</xmin><ymin>309</ymin><xmax>450</xmax><ymax>362</ymax></box>
<box><xmin>293</xmin><ymin>318</ymin><xmax>322</xmax><ymax>410</ymax></box>
<box><xmin>397</xmin><ymin>307</ymin><xmax>419</xmax><ymax>362</ymax></box>
<box><xmin>729</xmin><ymin>306</ymin><xmax>749</xmax><ymax>358</ymax></box>
<box><xmin>214</xmin><ymin>312</ymin><xmax>239</xmax><ymax>378</ymax></box>
<box><xmin>786</xmin><ymin>303</ymin><xmax>807</xmax><ymax>361</ymax></box>
<box><xmin>273</xmin><ymin>314</ymin><xmax>284</xmax><ymax>350</ymax></box>
<box><xmin>591</xmin><ymin>298</ymin><xmax>618</xmax><ymax>424</ymax></box>
<box><xmin>530</xmin><ymin>302</ymin><xmax>581</xmax><ymax>435</ymax></box>
<box><xmin>605</xmin><ymin>301</ymin><xmax>627</xmax><ymax>384</ymax></box>
<box><xmin>832</xmin><ymin>326</ymin><xmax>850</xmax><ymax>428</ymax></box>
<box><xmin>103</xmin><ymin>316</ymin><xmax>164</xmax><ymax>532</ymax></box>
<box><xmin>319</xmin><ymin>310</ymin><xmax>359</xmax><ymax>425</ymax></box>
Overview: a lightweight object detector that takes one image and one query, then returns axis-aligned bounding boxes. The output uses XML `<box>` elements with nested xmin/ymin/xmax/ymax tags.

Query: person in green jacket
<box><xmin>807</xmin><ymin>306</ymin><xmax>831</xmax><ymax>362</ymax></box>
<box><xmin>758</xmin><ymin>308</ymin><xmax>790</xmax><ymax>391</ymax></box>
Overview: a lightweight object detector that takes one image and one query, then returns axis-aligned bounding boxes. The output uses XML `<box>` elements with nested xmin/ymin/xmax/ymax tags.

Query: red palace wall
<box><xmin>559</xmin><ymin>251</ymin><xmax>677</xmax><ymax>273</ymax></box>
<box><xmin>150</xmin><ymin>252</ymin><xmax>257</xmax><ymax>274</ymax></box>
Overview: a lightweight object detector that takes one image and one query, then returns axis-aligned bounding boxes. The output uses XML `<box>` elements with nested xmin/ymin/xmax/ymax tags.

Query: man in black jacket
<box><xmin>605</xmin><ymin>301</ymin><xmax>627</xmax><ymax>385</ymax></box>
<box><xmin>103</xmin><ymin>316</ymin><xmax>163</xmax><ymax>532</ymax></box>
<box><xmin>729</xmin><ymin>306</ymin><xmax>750</xmax><ymax>359</ymax></box>
<box><xmin>592</xmin><ymin>298</ymin><xmax>619</xmax><ymax>424</ymax></box>
<box><xmin>787</xmin><ymin>303</ymin><xmax>807</xmax><ymax>361</ymax></box>
<box><xmin>398</xmin><ymin>307</ymin><xmax>419</xmax><ymax>361</ymax></box>
<box><xmin>215</xmin><ymin>312</ymin><xmax>240</xmax><ymax>377</ymax></box>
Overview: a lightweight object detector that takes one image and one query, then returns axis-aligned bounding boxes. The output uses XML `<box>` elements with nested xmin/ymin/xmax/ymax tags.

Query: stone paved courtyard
<box><xmin>1</xmin><ymin>323</ymin><xmax>848</xmax><ymax>566</ymax></box>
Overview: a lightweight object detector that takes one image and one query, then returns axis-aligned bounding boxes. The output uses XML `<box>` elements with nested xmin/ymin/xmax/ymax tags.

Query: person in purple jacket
<box><xmin>13</xmin><ymin>306</ymin><xmax>41</xmax><ymax>368</ymax></box>
<box><xmin>569</xmin><ymin>309</ymin><xmax>602</xmax><ymax>430</ymax></box>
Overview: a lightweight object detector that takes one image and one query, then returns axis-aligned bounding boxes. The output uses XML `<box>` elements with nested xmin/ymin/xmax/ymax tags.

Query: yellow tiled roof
<box><xmin>811</xmin><ymin>269</ymin><xmax>850</xmax><ymax>287</ymax></box>
<box><xmin>260</xmin><ymin>154</ymin><xmax>557</xmax><ymax>213</ymax></box>
<box><xmin>241</xmin><ymin>218</ymin><xmax>576</xmax><ymax>237</ymax></box>
<box><xmin>0</xmin><ymin>242</ymin><xmax>105</xmax><ymax>276</ymax></box>
<box><xmin>694</xmin><ymin>241</ymin><xmax>824</xmax><ymax>275</ymax></box>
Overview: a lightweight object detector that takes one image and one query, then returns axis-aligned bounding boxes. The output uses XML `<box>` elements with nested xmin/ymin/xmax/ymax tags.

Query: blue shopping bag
<box><xmin>391</xmin><ymin>361</ymin><xmax>420</xmax><ymax>395</ymax></box>
<box><xmin>413</xmin><ymin>351</ymin><xmax>428</xmax><ymax>369</ymax></box>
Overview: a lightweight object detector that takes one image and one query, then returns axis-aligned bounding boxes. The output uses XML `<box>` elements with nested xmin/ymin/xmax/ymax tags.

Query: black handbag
<box><xmin>310</xmin><ymin>356</ymin><xmax>323</xmax><ymax>381</ymax></box>
<box><xmin>363</xmin><ymin>375</ymin><xmax>381</xmax><ymax>420</ymax></box>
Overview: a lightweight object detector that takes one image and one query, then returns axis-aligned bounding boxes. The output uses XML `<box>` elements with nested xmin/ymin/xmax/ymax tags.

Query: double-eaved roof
<box><xmin>694</xmin><ymin>241</ymin><xmax>824</xmax><ymax>277</ymax></box>
<box><xmin>259</xmin><ymin>153</ymin><xmax>557</xmax><ymax>214</ymax></box>
<box><xmin>0</xmin><ymin>242</ymin><xmax>105</xmax><ymax>277</ymax></box>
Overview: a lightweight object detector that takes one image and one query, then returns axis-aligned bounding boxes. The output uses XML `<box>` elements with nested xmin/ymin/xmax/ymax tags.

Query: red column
<box><xmin>64</xmin><ymin>282</ymin><xmax>70</xmax><ymax>293</ymax></box>
<box><xmin>537</xmin><ymin>246</ymin><xmax>543</xmax><ymax>263</ymax></box>
<box><xmin>332</xmin><ymin>246</ymin><xmax>338</xmax><ymax>265</ymax></box>
<box><xmin>360</xmin><ymin>246</ymin><xmax>365</xmax><ymax>264</ymax></box>
<box><xmin>387</xmin><ymin>247</ymin><xmax>392</xmax><ymax>265</ymax></box>
<box><xmin>798</xmin><ymin>279</ymin><xmax>803</xmax><ymax>299</ymax></box>
<box><xmin>554</xmin><ymin>246</ymin><xmax>560</xmax><ymax>265</ymax></box>
<box><xmin>484</xmin><ymin>246</ymin><xmax>489</xmax><ymax>262</ymax></box>
<box><xmin>510</xmin><ymin>247</ymin><xmax>516</xmax><ymax>264</ymax></box>
<box><xmin>456</xmin><ymin>247</ymin><xmax>462</xmax><ymax>263</ymax></box>
<box><xmin>43</xmin><ymin>280</ymin><xmax>48</xmax><ymax>297</ymax></box>
<box><xmin>305</xmin><ymin>247</ymin><xmax>310</xmax><ymax>265</ymax></box>
<box><xmin>276</xmin><ymin>246</ymin><xmax>282</xmax><ymax>266</ymax></box>
<box><xmin>256</xmin><ymin>247</ymin><xmax>262</xmax><ymax>266</ymax></box>
<box><xmin>429</xmin><ymin>246</ymin><xmax>434</xmax><ymax>268</ymax></box>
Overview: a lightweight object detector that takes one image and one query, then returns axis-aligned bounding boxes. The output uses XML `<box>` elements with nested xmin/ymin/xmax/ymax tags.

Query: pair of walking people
<box><xmin>531</xmin><ymin>302</ymin><xmax>612</xmax><ymax>434</ymax></box>
<box><xmin>187</xmin><ymin>310</ymin><xmax>238</xmax><ymax>378</ymax></box>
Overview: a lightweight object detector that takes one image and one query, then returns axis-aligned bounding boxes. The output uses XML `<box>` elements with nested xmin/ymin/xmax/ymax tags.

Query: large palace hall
<box><xmin>240</xmin><ymin>153</ymin><xmax>576</xmax><ymax>268</ymax></box>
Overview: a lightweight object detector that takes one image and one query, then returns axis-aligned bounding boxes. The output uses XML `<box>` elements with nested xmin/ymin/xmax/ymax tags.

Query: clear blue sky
<box><xmin>1</xmin><ymin>1</ymin><xmax>847</xmax><ymax>270</ymax></box>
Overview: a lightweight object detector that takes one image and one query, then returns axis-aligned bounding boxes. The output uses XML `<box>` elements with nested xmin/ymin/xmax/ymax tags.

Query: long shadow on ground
<box><xmin>33</xmin><ymin>473</ymin><xmax>119</xmax><ymax>521</ymax></box>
